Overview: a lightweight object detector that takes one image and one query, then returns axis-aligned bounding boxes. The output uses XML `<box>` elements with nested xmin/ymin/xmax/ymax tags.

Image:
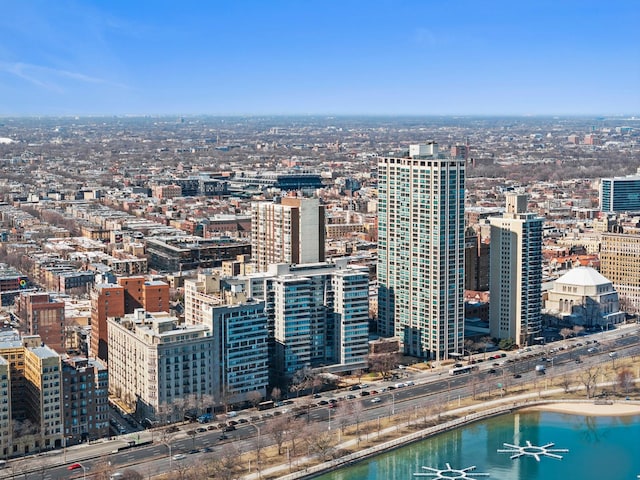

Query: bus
<box><xmin>257</xmin><ymin>400</ymin><xmax>275</xmax><ymax>411</ymax></box>
<box><xmin>449</xmin><ymin>365</ymin><xmax>478</xmax><ymax>376</ymax></box>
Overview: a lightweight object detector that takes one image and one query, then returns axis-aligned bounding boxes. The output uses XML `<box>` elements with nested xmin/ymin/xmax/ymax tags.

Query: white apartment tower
<box><xmin>489</xmin><ymin>193</ymin><xmax>543</xmax><ymax>345</ymax></box>
<box><xmin>107</xmin><ymin>310</ymin><xmax>214</xmax><ymax>421</ymax></box>
<box><xmin>251</xmin><ymin>197</ymin><xmax>325</xmax><ymax>272</ymax></box>
<box><xmin>378</xmin><ymin>143</ymin><xmax>465</xmax><ymax>359</ymax></box>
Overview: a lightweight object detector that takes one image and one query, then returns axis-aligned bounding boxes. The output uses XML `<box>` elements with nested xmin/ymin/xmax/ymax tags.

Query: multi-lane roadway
<box><xmin>4</xmin><ymin>325</ymin><xmax>639</xmax><ymax>479</ymax></box>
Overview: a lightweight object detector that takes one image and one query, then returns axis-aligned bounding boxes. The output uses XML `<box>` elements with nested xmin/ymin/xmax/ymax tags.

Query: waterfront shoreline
<box><xmin>521</xmin><ymin>401</ymin><xmax>640</xmax><ymax>416</ymax></box>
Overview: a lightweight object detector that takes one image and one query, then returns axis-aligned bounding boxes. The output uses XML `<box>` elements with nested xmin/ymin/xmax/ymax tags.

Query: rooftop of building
<box><xmin>554</xmin><ymin>266</ymin><xmax>612</xmax><ymax>287</ymax></box>
<box><xmin>29</xmin><ymin>345</ymin><xmax>59</xmax><ymax>359</ymax></box>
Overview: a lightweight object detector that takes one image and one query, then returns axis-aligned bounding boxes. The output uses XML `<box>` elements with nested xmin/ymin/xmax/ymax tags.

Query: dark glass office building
<box><xmin>600</xmin><ymin>175</ymin><xmax>640</xmax><ymax>212</ymax></box>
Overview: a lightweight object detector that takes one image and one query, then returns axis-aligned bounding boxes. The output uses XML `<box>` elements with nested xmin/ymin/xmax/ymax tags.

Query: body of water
<box><xmin>314</xmin><ymin>411</ymin><xmax>640</xmax><ymax>480</ymax></box>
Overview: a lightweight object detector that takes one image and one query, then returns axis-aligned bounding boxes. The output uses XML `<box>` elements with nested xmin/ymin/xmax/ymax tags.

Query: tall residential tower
<box><xmin>489</xmin><ymin>193</ymin><xmax>543</xmax><ymax>345</ymax></box>
<box><xmin>251</xmin><ymin>196</ymin><xmax>325</xmax><ymax>272</ymax></box>
<box><xmin>378</xmin><ymin>143</ymin><xmax>465</xmax><ymax>359</ymax></box>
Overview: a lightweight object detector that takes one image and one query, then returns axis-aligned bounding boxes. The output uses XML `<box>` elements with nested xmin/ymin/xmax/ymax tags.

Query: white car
<box><xmin>172</xmin><ymin>454</ymin><xmax>187</xmax><ymax>461</ymax></box>
<box><xmin>371</xmin><ymin>397</ymin><xmax>382</xmax><ymax>403</ymax></box>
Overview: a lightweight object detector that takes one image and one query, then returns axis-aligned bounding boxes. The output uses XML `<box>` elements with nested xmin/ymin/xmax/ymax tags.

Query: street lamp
<box><xmin>162</xmin><ymin>441</ymin><xmax>173</xmax><ymax>469</ymax></box>
<box><xmin>67</xmin><ymin>462</ymin><xmax>86</xmax><ymax>480</ymax></box>
<box><xmin>248</xmin><ymin>421</ymin><xmax>262</xmax><ymax>478</ymax></box>
<box><xmin>391</xmin><ymin>392</ymin><xmax>395</xmax><ymax>415</ymax></box>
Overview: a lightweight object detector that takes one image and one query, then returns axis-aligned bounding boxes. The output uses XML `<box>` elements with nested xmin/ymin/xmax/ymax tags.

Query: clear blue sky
<box><xmin>1</xmin><ymin>0</ymin><xmax>638</xmax><ymax>116</ymax></box>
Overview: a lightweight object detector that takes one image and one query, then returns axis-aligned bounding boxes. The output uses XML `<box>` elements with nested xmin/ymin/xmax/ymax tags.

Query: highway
<box><xmin>3</xmin><ymin>324</ymin><xmax>639</xmax><ymax>479</ymax></box>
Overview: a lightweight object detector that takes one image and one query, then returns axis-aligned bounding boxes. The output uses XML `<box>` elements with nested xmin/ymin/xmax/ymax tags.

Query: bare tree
<box><xmin>119</xmin><ymin>469</ymin><xmax>143</xmax><ymax>480</ymax></box>
<box><xmin>200</xmin><ymin>393</ymin><xmax>216</xmax><ymax>417</ymax></box>
<box><xmin>246</xmin><ymin>390</ymin><xmax>263</xmax><ymax>408</ymax></box>
<box><xmin>174</xmin><ymin>457</ymin><xmax>192</xmax><ymax>480</ymax></box>
<box><xmin>290</xmin><ymin>366</ymin><xmax>314</xmax><ymax>397</ymax></box>
<box><xmin>306</xmin><ymin>423</ymin><xmax>335</xmax><ymax>461</ymax></box>
<box><xmin>368</xmin><ymin>352</ymin><xmax>399</xmax><ymax>380</ymax></box>
<box><xmin>480</xmin><ymin>336</ymin><xmax>493</xmax><ymax>360</ymax></box>
<box><xmin>346</xmin><ymin>401</ymin><xmax>365</xmax><ymax>444</ymax></box>
<box><xmin>263</xmin><ymin>414</ymin><xmax>289</xmax><ymax>455</ymax></box>
<box><xmin>560</xmin><ymin>328</ymin><xmax>573</xmax><ymax>341</ymax></box>
<box><xmin>271</xmin><ymin>387</ymin><xmax>282</xmax><ymax>403</ymax></box>
<box><xmin>560</xmin><ymin>374</ymin><xmax>572</xmax><ymax>394</ymax></box>
<box><xmin>464</xmin><ymin>339</ymin><xmax>476</xmax><ymax>362</ymax></box>
<box><xmin>332</xmin><ymin>401</ymin><xmax>352</xmax><ymax>436</ymax></box>
<box><xmin>284</xmin><ymin>417</ymin><xmax>307</xmax><ymax>458</ymax></box>
<box><xmin>572</xmin><ymin>325</ymin><xmax>585</xmax><ymax>337</ymax></box>
<box><xmin>578</xmin><ymin>366</ymin><xmax>601</xmax><ymax>399</ymax></box>
<box><xmin>207</xmin><ymin>443</ymin><xmax>243</xmax><ymax>480</ymax></box>
<box><xmin>617</xmin><ymin>368</ymin><xmax>634</xmax><ymax>394</ymax></box>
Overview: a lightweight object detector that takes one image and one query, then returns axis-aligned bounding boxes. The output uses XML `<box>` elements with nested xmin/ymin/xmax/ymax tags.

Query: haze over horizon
<box><xmin>1</xmin><ymin>0</ymin><xmax>638</xmax><ymax>117</ymax></box>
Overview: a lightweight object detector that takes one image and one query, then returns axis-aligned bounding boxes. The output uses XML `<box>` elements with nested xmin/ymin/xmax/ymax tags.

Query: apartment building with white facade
<box><xmin>251</xmin><ymin>196</ymin><xmax>325</xmax><ymax>272</ymax></box>
<box><xmin>107</xmin><ymin>310</ymin><xmax>214</xmax><ymax>422</ymax></box>
<box><xmin>489</xmin><ymin>193</ymin><xmax>543</xmax><ymax>345</ymax></box>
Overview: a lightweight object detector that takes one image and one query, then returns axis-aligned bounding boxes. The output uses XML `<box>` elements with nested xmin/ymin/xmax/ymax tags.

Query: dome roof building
<box><xmin>544</xmin><ymin>266</ymin><xmax>625</xmax><ymax>329</ymax></box>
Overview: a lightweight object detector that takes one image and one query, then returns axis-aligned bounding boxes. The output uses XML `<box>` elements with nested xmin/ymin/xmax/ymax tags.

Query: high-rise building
<box><xmin>209</xmin><ymin>302</ymin><xmax>269</xmax><ymax>405</ymax></box>
<box><xmin>16</xmin><ymin>292</ymin><xmax>66</xmax><ymax>353</ymax></box>
<box><xmin>90</xmin><ymin>277</ymin><xmax>170</xmax><ymax>363</ymax></box>
<box><xmin>117</xmin><ymin>276</ymin><xmax>170</xmax><ymax>314</ymax></box>
<box><xmin>464</xmin><ymin>227</ymin><xmax>490</xmax><ymax>292</ymax></box>
<box><xmin>0</xmin><ymin>357</ymin><xmax>10</xmax><ymax>459</ymax></box>
<box><xmin>600</xmin><ymin>232</ymin><xmax>640</xmax><ymax>309</ymax></box>
<box><xmin>61</xmin><ymin>357</ymin><xmax>109</xmax><ymax>445</ymax></box>
<box><xmin>0</xmin><ymin>333</ymin><xmax>63</xmax><ymax>456</ymax></box>
<box><xmin>184</xmin><ymin>270</ymin><xmax>270</xmax><ymax>405</ymax></box>
<box><xmin>90</xmin><ymin>284</ymin><xmax>125</xmax><ymax>363</ymax></box>
<box><xmin>489</xmin><ymin>193</ymin><xmax>543</xmax><ymax>345</ymax></box>
<box><xmin>263</xmin><ymin>262</ymin><xmax>370</xmax><ymax>380</ymax></box>
<box><xmin>378</xmin><ymin>143</ymin><xmax>465</xmax><ymax>359</ymax></box>
<box><xmin>251</xmin><ymin>196</ymin><xmax>325</xmax><ymax>272</ymax></box>
<box><xmin>107</xmin><ymin>310</ymin><xmax>214</xmax><ymax>422</ymax></box>
<box><xmin>600</xmin><ymin>173</ymin><xmax>640</xmax><ymax>213</ymax></box>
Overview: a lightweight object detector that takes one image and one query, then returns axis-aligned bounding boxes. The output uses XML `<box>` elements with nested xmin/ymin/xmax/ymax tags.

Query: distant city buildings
<box><xmin>489</xmin><ymin>193</ymin><xmax>543</xmax><ymax>345</ymax></box>
<box><xmin>0</xmin><ymin>115</ymin><xmax>638</xmax><ymax>456</ymax></box>
<box><xmin>378</xmin><ymin>143</ymin><xmax>465</xmax><ymax>359</ymax></box>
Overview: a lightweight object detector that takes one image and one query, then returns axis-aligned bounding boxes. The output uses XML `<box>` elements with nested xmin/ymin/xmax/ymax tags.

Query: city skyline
<box><xmin>1</xmin><ymin>0</ymin><xmax>638</xmax><ymax>117</ymax></box>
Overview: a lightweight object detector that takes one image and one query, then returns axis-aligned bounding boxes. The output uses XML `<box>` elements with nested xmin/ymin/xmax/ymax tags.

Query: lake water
<box><xmin>314</xmin><ymin>411</ymin><xmax>640</xmax><ymax>480</ymax></box>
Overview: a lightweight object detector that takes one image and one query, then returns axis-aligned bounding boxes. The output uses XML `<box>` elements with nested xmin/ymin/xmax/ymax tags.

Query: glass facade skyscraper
<box><xmin>600</xmin><ymin>175</ymin><xmax>640</xmax><ymax>213</ymax></box>
<box><xmin>378</xmin><ymin>143</ymin><xmax>465</xmax><ymax>359</ymax></box>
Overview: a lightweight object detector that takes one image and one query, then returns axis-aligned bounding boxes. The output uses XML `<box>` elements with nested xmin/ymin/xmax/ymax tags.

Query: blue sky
<box><xmin>0</xmin><ymin>0</ymin><xmax>638</xmax><ymax>116</ymax></box>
